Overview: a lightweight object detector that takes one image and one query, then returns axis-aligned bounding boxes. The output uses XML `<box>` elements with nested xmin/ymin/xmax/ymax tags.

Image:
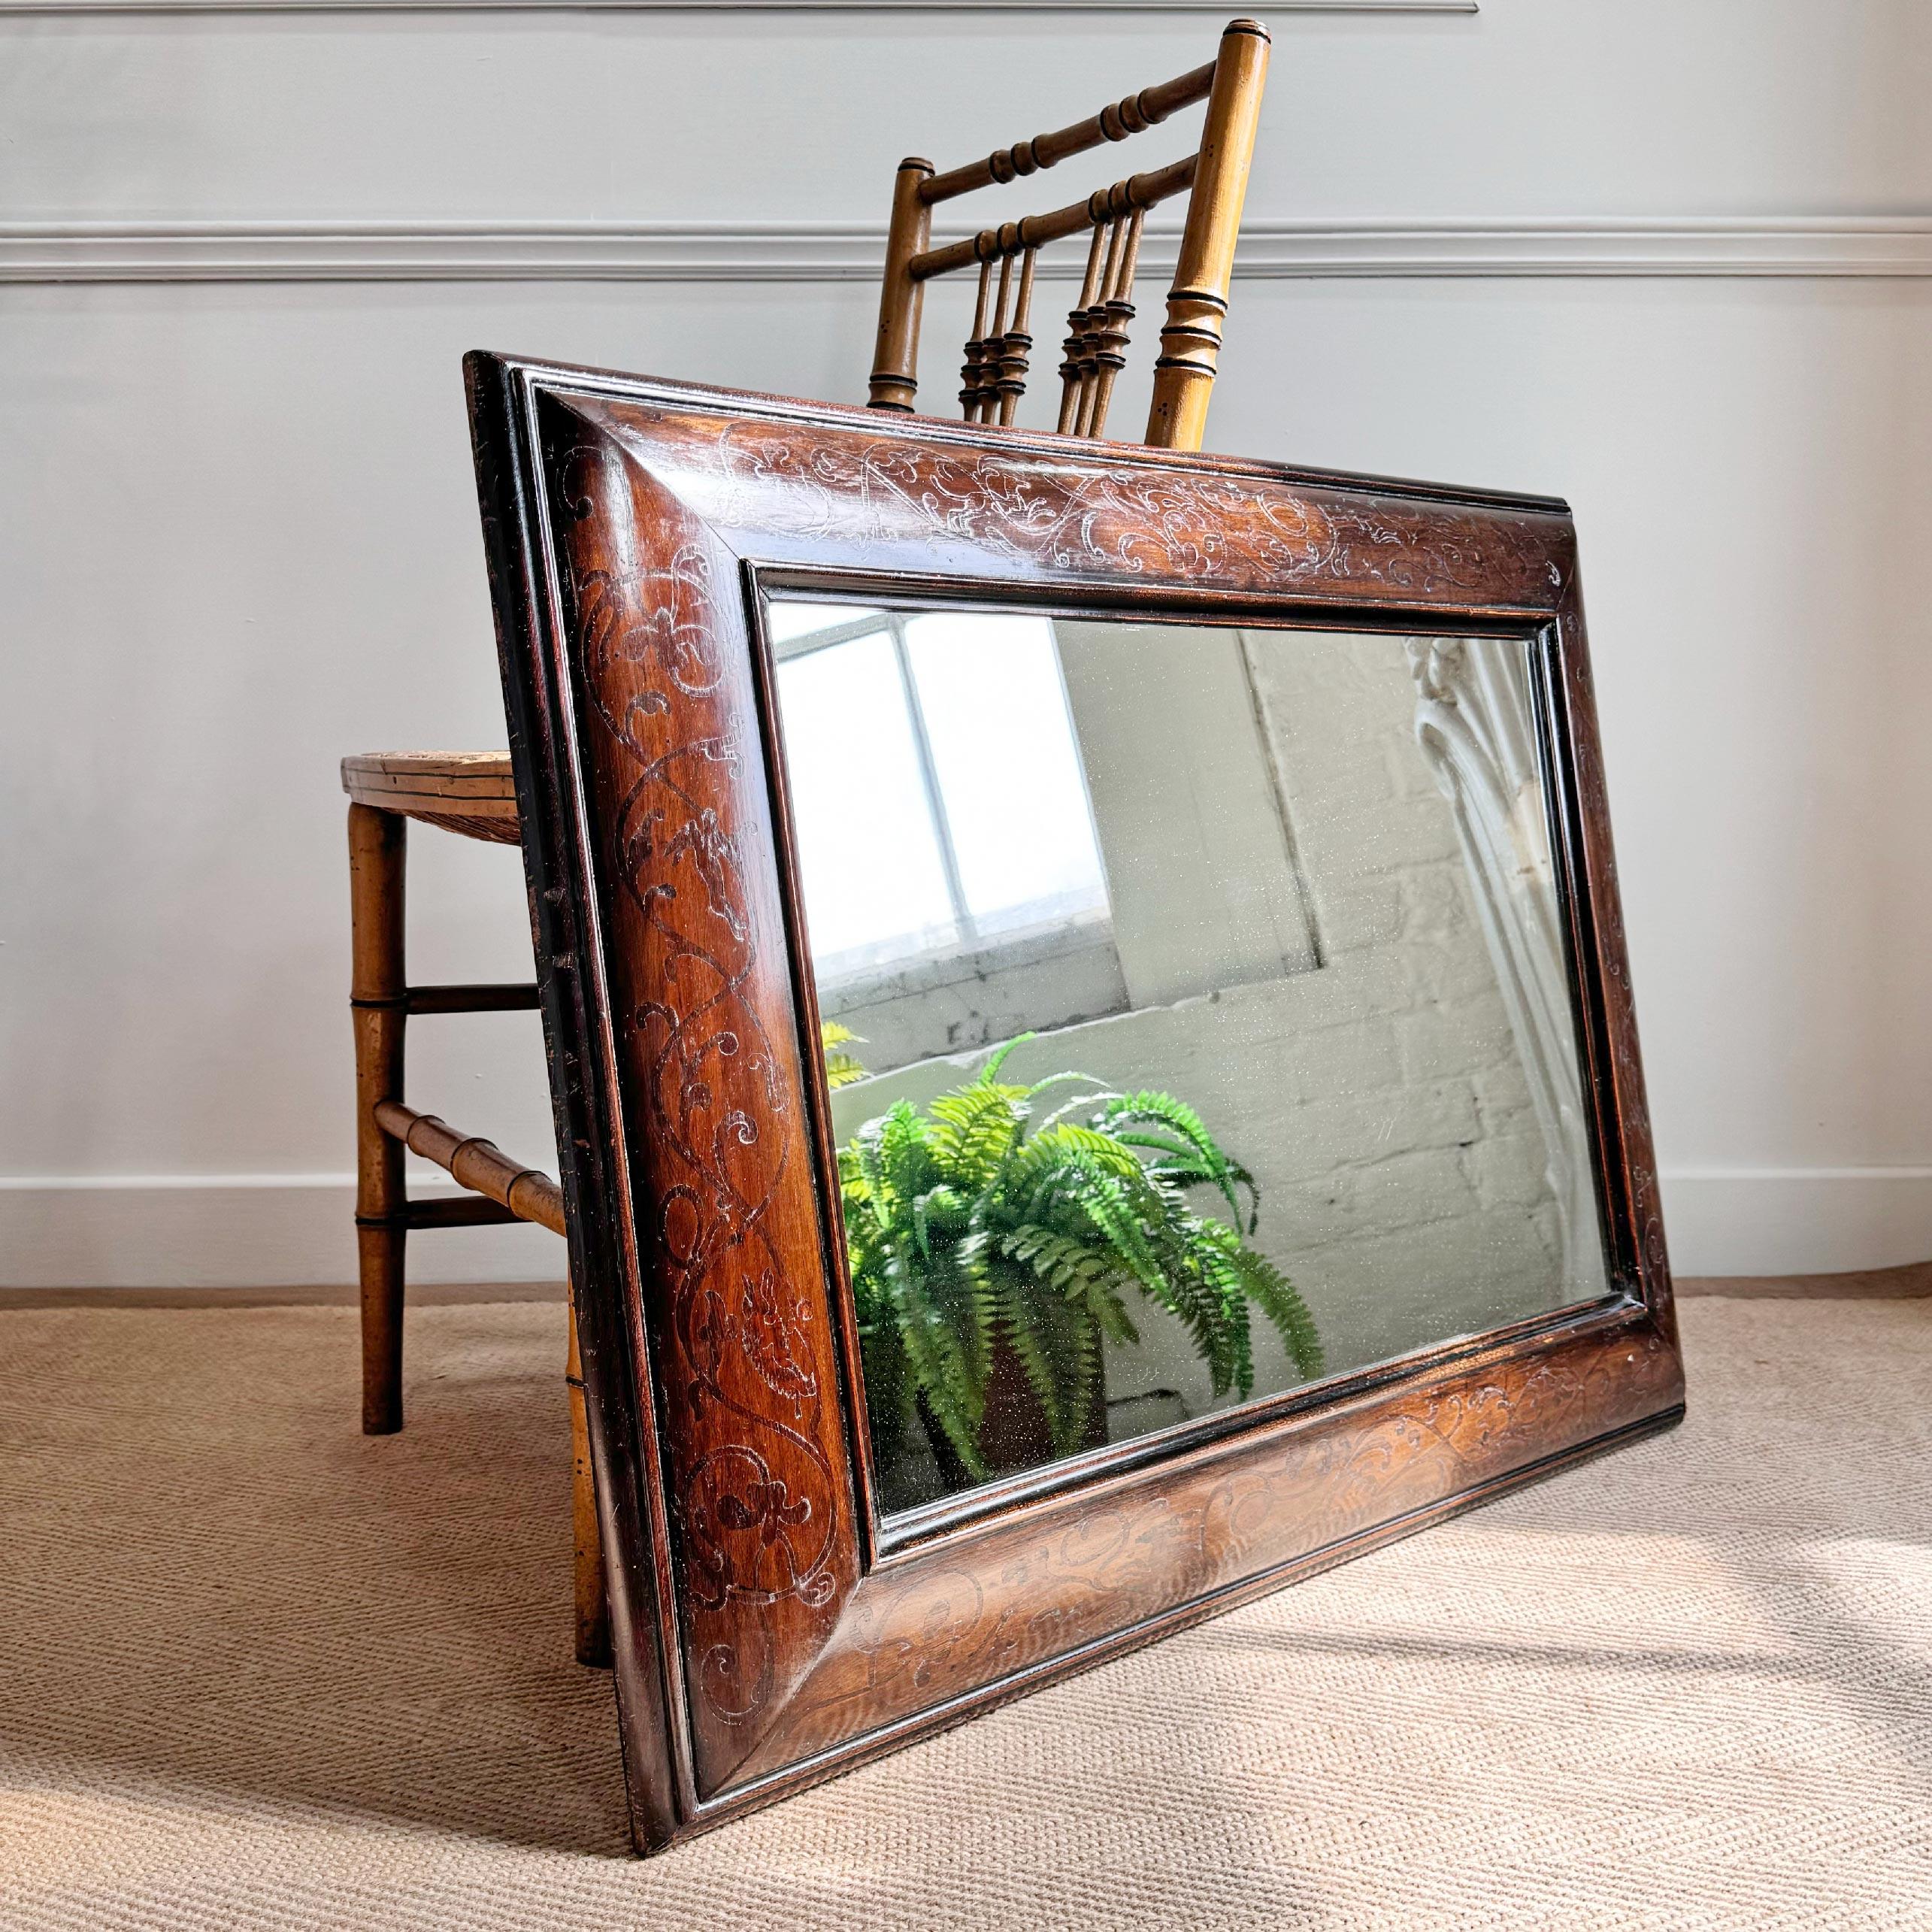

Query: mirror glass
<box><xmin>765</xmin><ymin>598</ymin><xmax>1614</xmax><ymax>1516</ymax></box>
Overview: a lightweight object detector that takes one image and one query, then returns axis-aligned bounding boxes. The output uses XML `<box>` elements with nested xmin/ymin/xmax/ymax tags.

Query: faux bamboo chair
<box><xmin>341</xmin><ymin>16</ymin><xmax>1270</xmax><ymax>1670</ymax></box>
<box><xmin>870</xmin><ymin>14</ymin><xmax>1269</xmax><ymax>447</ymax></box>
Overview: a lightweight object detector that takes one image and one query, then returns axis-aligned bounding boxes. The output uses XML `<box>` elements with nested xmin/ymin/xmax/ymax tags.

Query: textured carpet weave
<box><xmin>0</xmin><ymin>1296</ymin><xmax>1927</xmax><ymax>1930</ymax></box>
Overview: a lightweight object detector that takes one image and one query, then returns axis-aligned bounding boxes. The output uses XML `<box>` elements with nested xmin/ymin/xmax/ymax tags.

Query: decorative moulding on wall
<box><xmin>0</xmin><ymin>0</ymin><xmax>1476</xmax><ymax>14</ymax></box>
<box><xmin>4</xmin><ymin>217</ymin><xmax>1931</xmax><ymax>283</ymax></box>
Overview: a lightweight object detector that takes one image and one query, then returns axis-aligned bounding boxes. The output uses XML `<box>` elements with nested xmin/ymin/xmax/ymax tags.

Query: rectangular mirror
<box><xmin>468</xmin><ymin>356</ymin><xmax>1684</xmax><ymax>1854</ymax></box>
<box><xmin>768</xmin><ymin>602</ymin><xmax>1612</xmax><ymax>1515</ymax></box>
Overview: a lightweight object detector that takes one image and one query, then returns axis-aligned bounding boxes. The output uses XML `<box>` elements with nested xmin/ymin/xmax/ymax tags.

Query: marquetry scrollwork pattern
<box><xmin>577</xmin><ymin>390</ymin><xmax>1571</xmax><ymax>607</ymax></box>
<box><xmin>690</xmin><ymin>416</ymin><xmax>1568</xmax><ymax>601</ymax></box>
<box><xmin>544</xmin><ymin>415</ymin><xmax>852</xmax><ymax>1763</ymax></box>
<box><xmin>746</xmin><ymin>1323</ymin><xmax>1679</xmax><ymax>1773</ymax></box>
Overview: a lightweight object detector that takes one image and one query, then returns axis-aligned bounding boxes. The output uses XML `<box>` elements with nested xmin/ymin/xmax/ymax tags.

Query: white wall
<box><xmin>3</xmin><ymin>0</ymin><xmax>1930</xmax><ymax>1285</ymax></box>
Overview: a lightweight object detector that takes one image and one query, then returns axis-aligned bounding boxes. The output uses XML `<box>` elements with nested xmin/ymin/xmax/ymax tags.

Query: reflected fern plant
<box><xmin>837</xmin><ymin>1035</ymin><xmax>1325</xmax><ymax>1485</ymax></box>
<box><xmin>820</xmin><ymin>1022</ymin><xmax>868</xmax><ymax>1089</ymax></box>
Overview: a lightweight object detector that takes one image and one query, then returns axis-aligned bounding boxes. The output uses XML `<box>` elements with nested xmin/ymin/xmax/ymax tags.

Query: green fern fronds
<box><xmin>839</xmin><ymin>1037</ymin><xmax>1323</xmax><ymax>1495</ymax></box>
<box><xmin>820</xmin><ymin>1020</ymin><xmax>869</xmax><ymax>1089</ymax></box>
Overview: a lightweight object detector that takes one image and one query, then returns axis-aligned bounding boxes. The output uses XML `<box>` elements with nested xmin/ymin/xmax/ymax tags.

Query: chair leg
<box><xmin>349</xmin><ymin>803</ymin><xmax>408</xmax><ymax>1434</ymax></box>
<box><xmin>567</xmin><ymin>1294</ymin><xmax>613</xmax><ymax>1667</ymax></box>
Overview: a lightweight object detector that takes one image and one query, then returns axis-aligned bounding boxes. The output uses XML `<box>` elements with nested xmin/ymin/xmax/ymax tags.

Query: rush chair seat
<box><xmin>341</xmin><ymin>16</ymin><xmax>1270</xmax><ymax>1671</ymax></box>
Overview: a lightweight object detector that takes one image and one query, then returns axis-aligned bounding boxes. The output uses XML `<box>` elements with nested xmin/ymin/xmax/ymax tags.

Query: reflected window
<box><xmin>771</xmin><ymin>605</ymin><xmax>1110</xmax><ymax>988</ymax></box>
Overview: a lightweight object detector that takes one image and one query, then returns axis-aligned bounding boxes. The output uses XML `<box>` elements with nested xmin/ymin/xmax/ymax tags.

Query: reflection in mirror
<box><xmin>765</xmin><ymin>598</ymin><xmax>1613</xmax><ymax>1516</ymax></box>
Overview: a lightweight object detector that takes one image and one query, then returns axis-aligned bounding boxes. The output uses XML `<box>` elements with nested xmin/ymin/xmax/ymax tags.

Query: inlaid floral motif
<box><xmin>544</xmin><ymin>410</ymin><xmax>848</xmax><ymax>1765</ymax></box>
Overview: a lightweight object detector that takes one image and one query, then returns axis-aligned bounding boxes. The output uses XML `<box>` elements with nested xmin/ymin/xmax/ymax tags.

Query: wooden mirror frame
<box><xmin>465</xmin><ymin>353</ymin><xmax>1685</xmax><ymax>1856</ymax></box>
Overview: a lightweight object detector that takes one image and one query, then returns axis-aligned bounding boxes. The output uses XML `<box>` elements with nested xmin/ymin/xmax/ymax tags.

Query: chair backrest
<box><xmin>868</xmin><ymin>18</ymin><xmax>1269</xmax><ymax>453</ymax></box>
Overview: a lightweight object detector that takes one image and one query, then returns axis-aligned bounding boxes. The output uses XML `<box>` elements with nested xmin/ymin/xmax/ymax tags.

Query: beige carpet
<box><xmin>1</xmin><ymin>1297</ymin><xmax>1927</xmax><ymax>1930</ymax></box>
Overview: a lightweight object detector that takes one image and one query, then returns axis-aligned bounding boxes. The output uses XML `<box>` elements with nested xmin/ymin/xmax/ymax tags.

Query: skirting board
<box><xmin>1659</xmin><ymin>1168</ymin><xmax>1932</xmax><ymax>1279</ymax></box>
<box><xmin>4</xmin><ymin>1166</ymin><xmax>1930</xmax><ymax>1289</ymax></box>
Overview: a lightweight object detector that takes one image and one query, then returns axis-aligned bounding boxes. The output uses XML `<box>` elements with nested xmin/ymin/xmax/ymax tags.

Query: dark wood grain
<box><xmin>536</xmin><ymin>389</ymin><xmax>861</xmax><ymax>1797</ymax></box>
<box><xmin>465</xmin><ymin>356</ymin><xmax>1684</xmax><ymax>1854</ymax></box>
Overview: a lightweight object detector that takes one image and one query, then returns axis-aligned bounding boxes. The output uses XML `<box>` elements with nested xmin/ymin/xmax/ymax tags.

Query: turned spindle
<box><xmin>995</xmin><ymin>247</ymin><xmax>1038</xmax><ymax>425</ymax></box>
<box><xmin>977</xmin><ymin>251</ymin><xmax>1016</xmax><ymax>422</ymax></box>
<box><xmin>1058</xmin><ymin>222</ymin><xmax>1110</xmax><ymax>435</ymax></box>
<box><xmin>918</xmin><ymin>59</ymin><xmax>1217</xmax><ymax>206</ymax></box>
<box><xmin>1086</xmin><ymin>207</ymin><xmax>1145</xmax><ymax>439</ymax></box>
<box><xmin>960</xmin><ymin>257</ymin><xmax>995</xmax><ymax>420</ymax></box>
<box><xmin>1073</xmin><ymin>219</ymin><xmax>1130</xmax><ymax>435</ymax></box>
